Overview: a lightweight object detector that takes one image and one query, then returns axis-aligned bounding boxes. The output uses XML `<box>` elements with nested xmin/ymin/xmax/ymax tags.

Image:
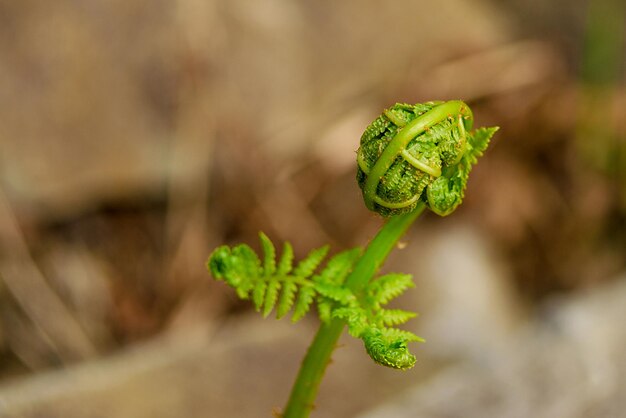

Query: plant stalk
<box><xmin>282</xmin><ymin>202</ymin><xmax>426</xmax><ymax>418</ymax></box>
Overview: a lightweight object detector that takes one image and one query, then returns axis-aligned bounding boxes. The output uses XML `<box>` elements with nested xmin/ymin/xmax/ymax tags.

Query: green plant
<box><xmin>207</xmin><ymin>100</ymin><xmax>498</xmax><ymax>417</ymax></box>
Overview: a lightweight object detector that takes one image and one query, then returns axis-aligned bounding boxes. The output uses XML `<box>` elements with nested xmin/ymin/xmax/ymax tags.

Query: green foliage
<box><xmin>362</xmin><ymin>327</ymin><xmax>423</xmax><ymax>370</ymax></box>
<box><xmin>209</xmin><ymin>100</ymin><xmax>497</xmax><ymax>416</ymax></box>
<box><xmin>207</xmin><ymin>233</ymin><xmax>423</xmax><ymax>370</ymax></box>
<box><xmin>365</xmin><ymin>273</ymin><xmax>414</xmax><ymax>308</ymax></box>
<box><xmin>426</xmin><ymin>126</ymin><xmax>499</xmax><ymax>216</ymax></box>
<box><xmin>209</xmin><ymin>232</ymin><xmax>330</xmax><ymax>320</ymax></box>
<box><xmin>357</xmin><ymin>100</ymin><xmax>498</xmax><ymax>217</ymax></box>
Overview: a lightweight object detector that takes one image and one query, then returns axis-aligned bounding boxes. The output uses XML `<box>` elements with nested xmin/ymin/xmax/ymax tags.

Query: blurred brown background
<box><xmin>0</xmin><ymin>0</ymin><xmax>624</xmax><ymax>417</ymax></box>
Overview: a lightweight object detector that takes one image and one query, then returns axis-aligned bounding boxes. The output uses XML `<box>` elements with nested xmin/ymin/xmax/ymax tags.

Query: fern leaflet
<box><xmin>207</xmin><ymin>233</ymin><xmax>424</xmax><ymax>370</ymax></box>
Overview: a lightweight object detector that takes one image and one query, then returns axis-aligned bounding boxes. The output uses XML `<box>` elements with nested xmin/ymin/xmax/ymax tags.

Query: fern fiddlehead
<box><xmin>357</xmin><ymin>101</ymin><xmax>498</xmax><ymax>216</ymax></box>
<box><xmin>206</xmin><ymin>100</ymin><xmax>497</xmax><ymax>418</ymax></box>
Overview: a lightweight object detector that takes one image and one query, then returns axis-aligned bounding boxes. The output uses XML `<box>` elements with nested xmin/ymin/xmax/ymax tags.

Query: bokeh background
<box><xmin>0</xmin><ymin>0</ymin><xmax>624</xmax><ymax>417</ymax></box>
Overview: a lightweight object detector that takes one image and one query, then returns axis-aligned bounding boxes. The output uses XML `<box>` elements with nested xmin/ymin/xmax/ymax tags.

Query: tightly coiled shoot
<box><xmin>357</xmin><ymin>100</ymin><xmax>498</xmax><ymax>217</ymax></box>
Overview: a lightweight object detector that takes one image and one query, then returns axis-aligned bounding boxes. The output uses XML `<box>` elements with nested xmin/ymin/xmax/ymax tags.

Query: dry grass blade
<box><xmin>0</xmin><ymin>189</ymin><xmax>97</xmax><ymax>366</ymax></box>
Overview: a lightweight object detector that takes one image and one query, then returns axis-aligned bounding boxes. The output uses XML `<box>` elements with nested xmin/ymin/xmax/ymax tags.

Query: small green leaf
<box><xmin>293</xmin><ymin>246</ymin><xmax>330</xmax><ymax>278</ymax></box>
<box><xmin>381</xmin><ymin>327</ymin><xmax>425</xmax><ymax>343</ymax></box>
<box><xmin>315</xmin><ymin>282</ymin><xmax>356</xmax><ymax>305</ymax></box>
<box><xmin>468</xmin><ymin>127</ymin><xmax>498</xmax><ymax>162</ymax></box>
<box><xmin>233</xmin><ymin>245</ymin><xmax>262</xmax><ymax>283</ymax></box>
<box><xmin>263</xmin><ymin>279</ymin><xmax>281</xmax><ymax>318</ymax></box>
<box><xmin>207</xmin><ymin>245</ymin><xmax>232</xmax><ymax>281</ymax></box>
<box><xmin>252</xmin><ymin>281</ymin><xmax>267</xmax><ymax>312</ymax></box>
<box><xmin>277</xmin><ymin>279</ymin><xmax>297</xmax><ymax>319</ymax></box>
<box><xmin>376</xmin><ymin>309</ymin><xmax>417</xmax><ymax>326</ymax></box>
<box><xmin>207</xmin><ymin>244</ymin><xmax>262</xmax><ymax>298</ymax></box>
<box><xmin>332</xmin><ymin>307</ymin><xmax>367</xmax><ymax>337</ymax></box>
<box><xmin>317</xmin><ymin>248</ymin><xmax>362</xmax><ymax>284</ymax></box>
<box><xmin>277</xmin><ymin>242</ymin><xmax>294</xmax><ymax>276</ymax></box>
<box><xmin>292</xmin><ymin>284</ymin><xmax>316</xmax><ymax>322</ymax></box>
<box><xmin>367</xmin><ymin>273</ymin><xmax>414</xmax><ymax>306</ymax></box>
<box><xmin>426</xmin><ymin>173</ymin><xmax>465</xmax><ymax>217</ymax></box>
<box><xmin>259</xmin><ymin>232</ymin><xmax>276</xmax><ymax>276</ymax></box>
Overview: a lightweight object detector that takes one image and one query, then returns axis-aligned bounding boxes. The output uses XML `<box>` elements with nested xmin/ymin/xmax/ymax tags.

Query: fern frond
<box><xmin>362</xmin><ymin>328</ymin><xmax>417</xmax><ymax>370</ymax></box>
<box><xmin>332</xmin><ymin>307</ymin><xmax>367</xmax><ymax>337</ymax></box>
<box><xmin>259</xmin><ymin>232</ymin><xmax>276</xmax><ymax>276</ymax></box>
<box><xmin>375</xmin><ymin>309</ymin><xmax>417</xmax><ymax>326</ymax></box>
<box><xmin>356</xmin><ymin>272</ymin><xmax>423</xmax><ymax>369</ymax></box>
<box><xmin>315</xmin><ymin>282</ymin><xmax>356</xmax><ymax>305</ymax></box>
<box><xmin>425</xmin><ymin>125</ymin><xmax>498</xmax><ymax>217</ymax></box>
<box><xmin>252</xmin><ymin>281</ymin><xmax>267</xmax><ymax>311</ymax></box>
<box><xmin>366</xmin><ymin>273</ymin><xmax>414</xmax><ymax>307</ymax></box>
<box><xmin>293</xmin><ymin>246</ymin><xmax>330</xmax><ymax>278</ymax></box>
<box><xmin>316</xmin><ymin>248</ymin><xmax>362</xmax><ymax>284</ymax></box>
<box><xmin>276</xmin><ymin>242</ymin><xmax>294</xmax><ymax>276</ymax></box>
<box><xmin>207</xmin><ymin>244</ymin><xmax>261</xmax><ymax>299</ymax></box>
<box><xmin>277</xmin><ymin>279</ymin><xmax>298</xmax><ymax>319</ymax></box>
<box><xmin>292</xmin><ymin>284</ymin><xmax>316</xmax><ymax>322</ymax></box>
<box><xmin>207</xmin><ymin>233</ymin><xmax>361</xmax><ymax>323</ymax></box>
<box><xmin>207</xmin><ymin>233</ymin><xmax>423</xmax><ymax>371</ymax></box>
<box><xmin>467</xmin><ymin>127</ymin><xmax>498</xmax><ymax>163</ymax></box>
<box><xmin>381</xmin><ymin>327</ymin><xmax>425</xmax><ymax>343</ymax></box>
<box><xmin>263</xmin><ymin>279</ymin><xmax>281</xmax><ymax>318</ymax></box>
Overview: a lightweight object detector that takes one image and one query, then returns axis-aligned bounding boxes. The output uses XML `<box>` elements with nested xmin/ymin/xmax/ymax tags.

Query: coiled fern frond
<box><xmin>207</xmin><ymin>233</ymin><xmax>423</xmax><ymax>370</ymax></box>
<box><xmin>357</xmin><ymin>101</ymin><xmax>499</xmax><ymax>216</ymax></box>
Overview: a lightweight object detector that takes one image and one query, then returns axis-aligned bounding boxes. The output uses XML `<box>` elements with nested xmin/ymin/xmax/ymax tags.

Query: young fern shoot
<box><xmin>207</xmin><ymin>100</ymin><xmax>498</xmax><ymax>417</ymax></box>
<box><xmin>209</xmin><ymin>233</ymin><xmax>423</xmax><ymax>370</ymax></box>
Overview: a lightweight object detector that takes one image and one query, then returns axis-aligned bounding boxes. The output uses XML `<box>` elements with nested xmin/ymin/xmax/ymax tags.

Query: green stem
<box><xmin>282</xmin><ymin>203</ymin><xmax>426</xmax><ymax>418</ymax></box>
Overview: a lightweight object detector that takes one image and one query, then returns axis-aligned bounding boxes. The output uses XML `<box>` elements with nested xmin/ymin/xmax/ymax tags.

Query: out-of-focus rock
<box><xmin>405</xmin><ymin>224</ymin><xmax>527</xmax><ymax>361</ymax></box>
<box><xmin>0</xmin><ymin>318</ymin><xmax>306</xmax><ymax>418</ymax></box>
<box><xmin>0</xmin><ymin>314</ymin><xmax>438</xmax><ymax>418</ymax></box>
